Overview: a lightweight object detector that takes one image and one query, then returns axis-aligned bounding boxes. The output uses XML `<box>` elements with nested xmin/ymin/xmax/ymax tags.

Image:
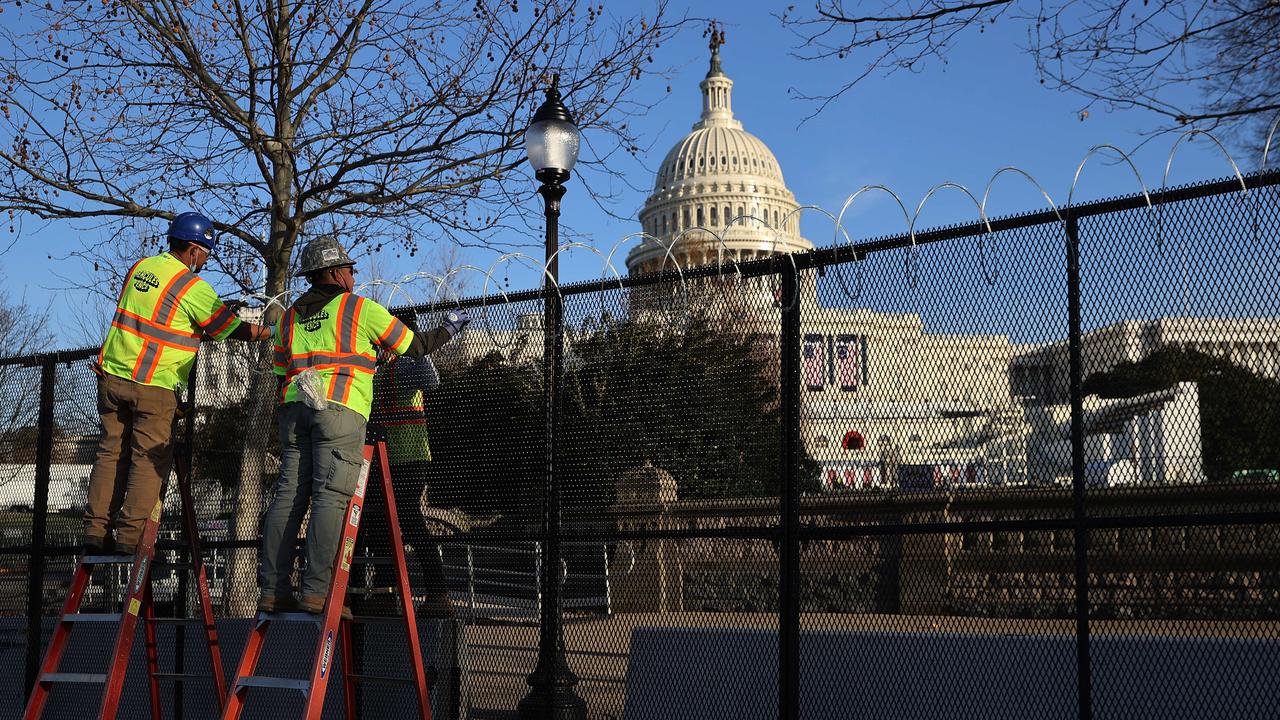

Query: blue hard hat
<box><xmin>167</xmin><ymin>212</ymin><xmax>217</xmax><ymax>252</ymax></box>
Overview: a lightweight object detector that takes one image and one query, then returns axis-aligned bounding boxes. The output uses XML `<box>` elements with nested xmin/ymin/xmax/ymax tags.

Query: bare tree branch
<box><xmin>0</xmin><ymin>0</ymin><xmax>690</xmax><ymax>300</ymax></box>
<box><xmin>780</xmin><ymin>0</ymin><xmax>1280</xmax><ymax>146</ymax></box>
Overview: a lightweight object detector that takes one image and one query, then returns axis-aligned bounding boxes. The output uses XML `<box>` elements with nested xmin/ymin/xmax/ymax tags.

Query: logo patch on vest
<box><xmin>133</xmin><ymin>270</ymin><xmax>161</xmax><ymax>293</ymax></box>
<box><xmin>301</xmin><ymin>310</ymin><xmax>330</xmax><ymax>332</ymax></box>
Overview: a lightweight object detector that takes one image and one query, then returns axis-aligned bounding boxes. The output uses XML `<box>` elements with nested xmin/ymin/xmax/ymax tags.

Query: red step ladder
<box><xmin>23</xmin><ymin>453</ymin><xmax>227</xmax><ymax>719</ymax></box>
<box><xmin>221</xmin><ymin>439</ymin><xmax>433</xmax><ymax>720</ymax></box>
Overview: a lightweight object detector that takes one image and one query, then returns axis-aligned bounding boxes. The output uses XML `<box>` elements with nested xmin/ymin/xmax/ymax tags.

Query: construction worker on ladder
<box><xmin>84</xmin><ymin>212</ymin><xmax>272</xmax><ymax>556</ymax></box>
<box><xmin>362</xmin><ymin>308</ymin><xmax>455</xmax><ymax>617</ymax></box>
<box><xmin>258</xmin><ymin>235</ymin><xmax>469</xmax><ymax>617</ymax></box>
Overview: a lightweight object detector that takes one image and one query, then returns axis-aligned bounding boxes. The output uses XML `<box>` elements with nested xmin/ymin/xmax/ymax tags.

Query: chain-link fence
<box><xmin>2</xmin><ymin>169</ymin><xmax>1279</xmax><ymax>719</ymax></box>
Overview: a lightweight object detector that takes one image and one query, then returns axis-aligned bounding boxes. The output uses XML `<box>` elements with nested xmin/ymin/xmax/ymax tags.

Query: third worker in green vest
<box><xmin>258</xmin><ymin>235</ymin><xmax>469</xmax><ymax>616</ymax></box>
<box><xmin>362</xmin><ymin>309</ymin><xmax>454</xmax><ymax>617</ymax></box>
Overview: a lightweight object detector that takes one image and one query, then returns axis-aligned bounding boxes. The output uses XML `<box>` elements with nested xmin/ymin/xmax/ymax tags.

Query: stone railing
<box><xmin>607</xmin><ymin>482</ymin><xmax>1280</xmax><ymax>619</ymax></box>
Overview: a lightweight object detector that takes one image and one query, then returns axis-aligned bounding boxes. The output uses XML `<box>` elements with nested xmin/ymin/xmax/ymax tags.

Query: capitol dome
<box><xmin>627</xmin><ymin>40</ymin><xmax>813</xmax><ymax>275</ymax></box>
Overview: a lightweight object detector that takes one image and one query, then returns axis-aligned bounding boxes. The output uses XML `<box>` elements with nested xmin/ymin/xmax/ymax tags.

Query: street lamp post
<box><xmin>517</xmin><ymin>75</ymin><xmax>587</xmax><ymax>720</ymax></box>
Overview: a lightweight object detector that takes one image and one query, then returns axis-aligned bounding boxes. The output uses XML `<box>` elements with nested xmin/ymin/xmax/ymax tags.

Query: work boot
<box><xmin>82</xmin><ymin>534</ymin><xmax>109</xmax><ymax>555</ymax></box>
<box><xmin>300</xmin><ymin>595</ymin><xmax>352</xmax><ymax>621</ymax></box>
<box><xmin>417</xmin><ymin>593</ymin><xmax>456</xmax><ymax>619</ymax></box>
<box><xmin>257</xmin><ymin>593</ymin><xmax>301</xmax><ymax>614</ymax></box>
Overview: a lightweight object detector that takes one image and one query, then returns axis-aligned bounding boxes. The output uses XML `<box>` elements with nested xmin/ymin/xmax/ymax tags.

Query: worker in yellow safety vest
<box><xmin>258</xmin><ymin>235</ymin><xmax>468</xmax><ymax>616</ymax></box>
<box><xmin>362</xmin><ymin>309</ymin><xmax>454</xmax><ymax>616</ymax></box>
<box><xmin>84</xmin><ymin>212</ymin><xmax>272</xmax><ymax>556</ymax></box>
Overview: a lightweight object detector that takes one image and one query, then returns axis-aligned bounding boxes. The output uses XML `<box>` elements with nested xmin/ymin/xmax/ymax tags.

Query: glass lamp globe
<box><xmin>524</xmin><ymin>78</ymin><xmax>580</xmax><ymax>178</ymax></box>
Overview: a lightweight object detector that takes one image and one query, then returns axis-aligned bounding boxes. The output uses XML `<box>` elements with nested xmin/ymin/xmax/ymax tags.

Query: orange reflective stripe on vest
<box><xmin>110</xmin><ymin>308</ymin><xmax>202</xmax><ymax>350</ymax></box>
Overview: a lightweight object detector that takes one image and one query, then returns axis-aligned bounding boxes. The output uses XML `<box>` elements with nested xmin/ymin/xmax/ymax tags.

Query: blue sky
<box><xmin>3</xmin><ymin>2</ymin><xmax>1263</xmax><ymax>347</ymax></box>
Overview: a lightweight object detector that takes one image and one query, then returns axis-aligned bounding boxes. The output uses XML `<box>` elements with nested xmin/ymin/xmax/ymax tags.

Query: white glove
<box><xmin>441</xmin><ymin>307</ymin><xmax>471</xmax><ymax>338</ymax></box>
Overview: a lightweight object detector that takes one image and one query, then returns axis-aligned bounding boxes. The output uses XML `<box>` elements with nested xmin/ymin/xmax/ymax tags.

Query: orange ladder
<box><xmin>220</xmin><ymin>438</ymin><xmax>432</xmax><ymax>720</ymax></box>
<box><xmin>23</xmin><ymin>453</ymin><xmax>227</xmax><ymax>719</ymax></box>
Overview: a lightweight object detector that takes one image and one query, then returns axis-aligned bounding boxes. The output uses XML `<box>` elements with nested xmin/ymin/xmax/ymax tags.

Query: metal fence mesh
<box><xmin>1</xmin><ymin>171</ymin><xmax>1278</xmax><ymax>719</ymax></box>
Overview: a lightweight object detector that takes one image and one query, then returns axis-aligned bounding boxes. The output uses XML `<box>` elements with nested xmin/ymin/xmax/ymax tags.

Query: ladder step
<box><xmin>349</xmin><ymin>556</ymin><xmax>394</xmax><ymax>565</ymax></box>
<box><xmin>347</xmin><ymin>673</ymin><xmax>413</xmax><ymax>685</ymax></box>
<box><xmin>151</xmin><ymin>672</ymin><xmax>213</xmax><ymax>680</ymax></box>
<box><xmin>348</xmin><ymin>615</ymin><xmax>402</xmax><ymax>624</ymax></box>
<box><xmin>256</xmin><ymin>611</ymin><xmax>322</xmax><ymax>623</ymax></box>
<box><xmin>146</xmin><ymin>617</ymin><xmax>210</xmax><ymax>624</ymax></box>
<box><xmin>236</xmin><ymin>676</ymin><xmax>311</xmax><ymax>692</ymax></box>
<box><xmin>82</xmin><ymin>554</ymin><xmax>136</xmax><ymax>564</ymax></box>
<box><xmin>62</xmin><ymin>613</ymin><xmax>124</xmax><ymax>623</ymax></box>
<box><xmin>41</xmin><ymin>672</ymin><xmax>107</xmax><ymax>684</ymax></box>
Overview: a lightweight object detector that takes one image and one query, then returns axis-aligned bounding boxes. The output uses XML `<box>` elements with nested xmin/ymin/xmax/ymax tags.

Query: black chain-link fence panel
<box><xmin>1</xmin><ymin>171</ymin><xmax>1278</xmax><ymax>719</ymax></box>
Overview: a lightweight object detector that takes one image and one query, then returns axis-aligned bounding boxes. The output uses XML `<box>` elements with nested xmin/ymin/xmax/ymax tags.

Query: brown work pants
<box><xmin>83</xmin><ymin>372</ymin><xmax>178</xmax><ymax>546</ymax></box>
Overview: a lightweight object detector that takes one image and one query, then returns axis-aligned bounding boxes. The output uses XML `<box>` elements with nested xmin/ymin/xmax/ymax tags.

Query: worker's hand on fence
<box><xmin>440</xmin><ymin>307</ymin><xmax>470</xmax><ymax>338</ymax></box>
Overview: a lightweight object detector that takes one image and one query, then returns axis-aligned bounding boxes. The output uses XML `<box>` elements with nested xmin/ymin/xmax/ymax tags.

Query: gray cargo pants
<box><xmin>259</xmin><ymin>402</ymin><xmax>367</xmax><ymax>599</ymax></box>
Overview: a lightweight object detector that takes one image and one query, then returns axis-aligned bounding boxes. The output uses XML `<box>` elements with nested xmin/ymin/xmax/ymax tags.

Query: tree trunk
<box><xmin>224</xmin><ymin>250</ymin><xmax>295</xmax><ymax>614</ymax></box>
<box><xmin>223</xmin><ymin>164</ymin><xmax>298</xmax><ymax>617</ymax></box>
<box><xmin>222</xmin><ymin>3</ymin><xmax>300</xmax><ymax>615</ymax></box>
<box><xmin>224</xmin><ymin>343</ymin><xmax>278</xmax><ymax>615</ymax></box>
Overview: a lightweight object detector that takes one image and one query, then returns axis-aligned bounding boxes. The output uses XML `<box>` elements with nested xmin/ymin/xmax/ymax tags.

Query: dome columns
<box><xmin>627</xmin><ymin>35</ymin><xmax>814</xmax><ymax>276</ymax></box>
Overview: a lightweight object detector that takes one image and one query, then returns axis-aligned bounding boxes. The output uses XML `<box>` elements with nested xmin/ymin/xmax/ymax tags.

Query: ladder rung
<box><xmin>352</xmin><ymin>586</ymin><xmax>399</xmax><ymax>594</ymax></box>
<box><xmin>347</xmin><ymin>673</ymin><xmax>413</xmax><ymax>685</ymax></box>
<box><xmin>146</xmin><ymin>617</ymin><xmax>209</xmax><ymax>624</ymax></box>
<box><xmin>41</xmin><ymin>672</ymin><xmax>107</xmax><ymax>684</ymax></box>
<box><xmin>236</xmin><ymin>676</ymin><xmax>311</xmax><ymax>692</ymax></box>
<box><xmin>348</xmin><ymin>615</ymin><xmax>401</xmax><ymax>624</ymax></box>
<box><xmin>151</xmin><ymin>672</ymin><xmax>213</xmax><ymax>680</ymax></box>
<box><xmin>63</xmin><ymin>613</ymin><xmax>123</xmax><ymax>623</ymax></box>
<box><xmin>256</xmin><ymin>611</ymin><xmax>321</xmax><ymax>623</ymax></box>
<box><xmin>82</xmin><ymin>554</ymin><xmax>135</xmax><ymax>564</ymax></box>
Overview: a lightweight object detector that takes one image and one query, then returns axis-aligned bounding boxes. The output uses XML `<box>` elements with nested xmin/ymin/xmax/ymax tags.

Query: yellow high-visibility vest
<box><xmin>98</xmin><ymin>253</ymin><xmax>241</xmax><ymax>390</ymax></box>
<box><xmin>371</xmin><ymin>360</ymin><xmax>432</xmax><ymax>464</ymax></box>
<box><xmin>273</xmin><ymin>292</ymin><xmax>415</xmax><ymax>419</ymax></box>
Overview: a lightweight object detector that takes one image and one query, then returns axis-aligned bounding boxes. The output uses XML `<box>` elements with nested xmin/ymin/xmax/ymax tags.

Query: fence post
<box><xmin>1065</xmin><ymin>216</ymin><xmax>1093</xmax><ymax>720</ymax></box>
<box><xmin>25</xmin><ymin>357</ymin><xmax>56</xmax><ymax>697</ymax></box>
<box><xmin>174</xmin><ymin>362</ymin><xmax>198</xmax><ymax>720</ymax></box>
<box><xmin>778</xmin><ymin>259</ymin><xmax>802</xmax><ymax>720</ymax></box>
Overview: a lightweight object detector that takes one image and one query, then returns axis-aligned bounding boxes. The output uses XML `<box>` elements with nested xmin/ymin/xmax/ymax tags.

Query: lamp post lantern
<box><xmin>517</xmin><ymin>74</ymin><xmax>587</xmax><ymax>720</ymax></box>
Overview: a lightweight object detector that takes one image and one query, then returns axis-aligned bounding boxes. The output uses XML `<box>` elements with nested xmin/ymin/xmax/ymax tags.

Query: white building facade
<box><xmin>625</xmin><ymin>42</ymin><xmax>1262</xmax><ymax>491</ymax></box>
